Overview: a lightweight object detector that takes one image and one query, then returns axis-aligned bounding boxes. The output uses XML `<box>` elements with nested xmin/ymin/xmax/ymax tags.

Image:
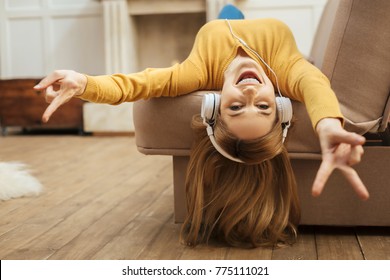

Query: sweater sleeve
<box><xmin>268</xmin><ymin>20</ymin><xmax>344</xmax><ymax>128</ymax></box>
<box><xmin>79</xmin><ymin>56</ymin><xmax>204</xmax><ymax>105</ymax></box>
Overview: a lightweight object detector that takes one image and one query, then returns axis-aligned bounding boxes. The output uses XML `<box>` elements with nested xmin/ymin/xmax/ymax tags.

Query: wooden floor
<box><xmin>0</xmin><ymin>135</ymin><xmax>389</xmax><ymax>260</ymax></box>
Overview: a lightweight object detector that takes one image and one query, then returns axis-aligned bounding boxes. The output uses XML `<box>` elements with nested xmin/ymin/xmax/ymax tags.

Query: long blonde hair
<box><xmin>181</xmin><ymin>114</ymin><xmax>300</xmax><ymax>248</ymax></box>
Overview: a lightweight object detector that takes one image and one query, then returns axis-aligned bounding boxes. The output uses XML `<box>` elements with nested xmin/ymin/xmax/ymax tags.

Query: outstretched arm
<box><xmin>313</xmin><ymin>118</ymin><xmax>369</xmax><ymax>200</ymax></box>
<box><xmin>35</xmin><ymin>56</ymin><xmax>203</xmax><ymax>122</ymax></box>
<box><xmin>263</xmin><ymin>20</ymin><xmax>368</xmax><ymax>199</ymax></box>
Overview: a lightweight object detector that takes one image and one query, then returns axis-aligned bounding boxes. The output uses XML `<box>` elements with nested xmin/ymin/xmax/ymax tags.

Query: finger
<box><xmin>312</xmin><ymin>159</ymin><xmax>334</xmax><ymax>197</ymax></box>
<box><xmin>348</xmin><ymin>145</ymin><xmax>364</xmax><ymax>166</ymax></box>
<box><xmin>332</xmin><ymin>130</ymin><xmax>366</xmax><ymax>146</ymax></box>
<box><xmin>42</xmin><ymin>94</ymin><xmax>67</xmax><ymax>123</ymax></box>
<box><xmin>34</xmin><ymin>70</ymin><xmax>65</xmax><ymax>90</ymax></box>
<box><xmin>340</xmin><ymin>167</ymin><xmax>370</xmax><ymax>200</ymax></box>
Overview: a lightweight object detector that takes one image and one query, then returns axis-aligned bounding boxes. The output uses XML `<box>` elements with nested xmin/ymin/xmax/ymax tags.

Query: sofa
<box><xmin>133</xmin><ymin>0</ymin><xmax>390</xmax><ymax>225</ymax></box>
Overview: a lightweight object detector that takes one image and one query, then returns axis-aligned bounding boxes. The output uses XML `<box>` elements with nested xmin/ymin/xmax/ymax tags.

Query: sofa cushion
<box><xmin>321</xmin><ymin>0</ymin><xmax>390</xmax><ymax>134</ymax></box>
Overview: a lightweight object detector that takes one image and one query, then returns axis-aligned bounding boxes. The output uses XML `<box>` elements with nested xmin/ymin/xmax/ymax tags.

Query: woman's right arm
<box><xmin>35</xmin><ymin>22</ymin><xmax>216</xmax><ymax>122</ymax></box>
<box><xmin>35</xmin><ymin>57</ymin><xmax>204</xmax><ymax>123</ymax></box>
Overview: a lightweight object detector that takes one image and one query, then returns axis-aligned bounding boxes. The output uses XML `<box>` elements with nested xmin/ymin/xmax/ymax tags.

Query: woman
<box><xmin>34</xmin><ymin>6</ymin><xmax>368</xmax><ymax>247</ymax></box>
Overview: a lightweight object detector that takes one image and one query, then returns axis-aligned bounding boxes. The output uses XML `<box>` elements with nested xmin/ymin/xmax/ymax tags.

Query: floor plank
<box><xmin>136</xmin><ymin>217</ymin><xmax>184</xmax><ymax>260</ymax></box>
<box><xmin>179</xmin><ymin>242</ymin><xmax>229</xmax><ymax>260</ymax></box>
<box><xmin>225</xmin><ymin>246</ymin><xmax>273</xmax><ymax>260</ymax></box>
<box><xmin>356</xmin><ymin>227</ymin><xmax>390</xmax><ymax>260</ymax></box>
<box><xmin>315</xmin><ymin>227</ymin><xmax>363</xmax><ymax>260</ymax></box>
<box><xmin>271</xmin><ymin>226</ymin><xmax>317</xmax><ymax>260</ymax></box>
<box><xmin>91</xmin><ymin>166</ymin><xmax>174</xmax><ymax>259</ymax></box>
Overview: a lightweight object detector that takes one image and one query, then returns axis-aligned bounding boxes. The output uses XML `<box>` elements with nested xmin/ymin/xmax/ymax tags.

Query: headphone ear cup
<box><xmin>276</xmin><ymin>96</ymin><xmax>293</xmax><ymax>124</ymax></box>
<box><xmin>201</xmin><ymin>93</ymin><xmax>220</xmax><ymax>124</ymax></box>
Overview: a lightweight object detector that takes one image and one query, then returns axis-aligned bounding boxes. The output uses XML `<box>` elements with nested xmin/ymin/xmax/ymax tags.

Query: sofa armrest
<box><xmin>133</xmin><ymin>92</ymin><xmax>205</xmax><ymax>156</ymax></box>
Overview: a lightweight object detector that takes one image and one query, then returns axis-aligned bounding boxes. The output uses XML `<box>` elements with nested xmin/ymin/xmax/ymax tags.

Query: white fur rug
<box><xmin>0</xmin><ymin>162</ymin><xmax>43</xmax><ymax>200</ymax></box>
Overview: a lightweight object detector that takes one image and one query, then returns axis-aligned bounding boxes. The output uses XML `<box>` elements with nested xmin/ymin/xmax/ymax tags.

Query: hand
<box><xmin>312</xmin><ymin>118</ymin><xmax>369</xmax><ymax>200</ymax></box>
<box><xmin>34</xmin><ymin>70</ymin><xmax>87</xmax><ymax>122</ymax></box>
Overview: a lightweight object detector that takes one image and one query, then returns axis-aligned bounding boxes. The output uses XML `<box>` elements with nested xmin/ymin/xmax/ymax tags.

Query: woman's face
<box><xmin>220</xmin><ymin>51</ymin><xmax>277</xmax><ymax>140</ymax></box>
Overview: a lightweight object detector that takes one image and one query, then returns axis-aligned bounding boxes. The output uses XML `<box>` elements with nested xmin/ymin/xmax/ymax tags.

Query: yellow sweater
<box><xmin>80</xmin><ymin>19</ymin><xmax>343</xmax><ymax>128</ymax></box>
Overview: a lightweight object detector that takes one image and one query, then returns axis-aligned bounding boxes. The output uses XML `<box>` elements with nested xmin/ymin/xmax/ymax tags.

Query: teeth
<box><xmin>238</xmin><ymin>78</ymin><xmax>260</xmax><ymax>85</ymax></box>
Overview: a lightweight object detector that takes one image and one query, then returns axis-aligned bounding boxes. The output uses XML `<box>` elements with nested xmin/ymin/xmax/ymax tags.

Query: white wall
<box><xmin>0</xmin><ymin>0</ymin><xmax>105</xmax><ymax>79</ymax></box>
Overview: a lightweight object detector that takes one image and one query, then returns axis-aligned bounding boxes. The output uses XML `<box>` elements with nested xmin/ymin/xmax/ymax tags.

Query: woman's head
<box><xmin>220</xmin><ymin>49</ymin><xmax>277</xmax><ymax>140</ymax></box>
<box><xmin>202</xmin><ymin>49</ymin><xmax>292</xmax><ymax>164</ymax></box>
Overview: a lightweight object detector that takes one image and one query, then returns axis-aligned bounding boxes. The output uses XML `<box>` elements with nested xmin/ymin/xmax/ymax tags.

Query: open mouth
<box><xmin>236</xmin><ymin>71</ymin><xmax>262</xmax><ymax>85</ymax></box>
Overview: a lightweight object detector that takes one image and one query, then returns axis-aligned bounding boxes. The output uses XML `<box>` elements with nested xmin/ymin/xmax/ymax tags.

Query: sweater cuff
<box><xmin>310</xmin><ymin>106</ymin><xmax>345</xmax><ymax>130</ymax></box>
<box><xmin>78</xmin><ymin>75</ymin><xmax>97</xmax><ymax>101</ymax></box>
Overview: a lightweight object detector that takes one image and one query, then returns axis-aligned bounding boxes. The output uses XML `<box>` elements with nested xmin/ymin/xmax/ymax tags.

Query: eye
<box><xmin>257</xmin><ymin>104</ymin><xmax>269</xmax><ymax>110</ymax></box>
<box><xmin>229</xmin><ymin>105</ymin><xmax>242</xmax><ymax>111</ymax></box>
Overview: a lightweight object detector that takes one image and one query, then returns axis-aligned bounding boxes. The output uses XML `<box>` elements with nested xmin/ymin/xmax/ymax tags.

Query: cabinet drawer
<box><xmin>0</xmin><ymin>79</ymin><xmax>83</xmax><ymax>130</ymax></box>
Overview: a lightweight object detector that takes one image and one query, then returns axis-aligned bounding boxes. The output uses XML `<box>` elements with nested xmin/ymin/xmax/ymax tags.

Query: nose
<box><xmin>242</xmin><ymin>86</ymin><xmax>259</xmax><ymax>102</ymax></box>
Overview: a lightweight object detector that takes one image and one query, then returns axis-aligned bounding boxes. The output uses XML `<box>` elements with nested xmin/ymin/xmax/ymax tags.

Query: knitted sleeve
<box><xmin>79</xmin><ymin>58</ymin><xmax>204</xmax><ymax>105</ymax></box>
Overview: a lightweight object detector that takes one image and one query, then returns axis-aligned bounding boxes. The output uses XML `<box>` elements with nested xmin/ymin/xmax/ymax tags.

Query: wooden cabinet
<box><xmin>0</xmin><ymin>79</ymin><xmax>83</xmax><ymax>134</ymax></box>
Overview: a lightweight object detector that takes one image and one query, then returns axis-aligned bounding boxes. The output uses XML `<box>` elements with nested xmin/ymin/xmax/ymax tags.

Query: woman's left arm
<box><xmin>268</xmin><ymin>20</ymin><xmax>343</xmax><ymax>128</ymax></box>
<box><xmin>269</xmin><ymin>20</ymin><xmax>369</xmax><ymax>199</ymax></box>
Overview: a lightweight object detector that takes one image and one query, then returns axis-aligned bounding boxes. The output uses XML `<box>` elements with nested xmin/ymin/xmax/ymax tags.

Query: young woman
<box><xmin>34</xmin><ymin>6</ymin><xmax>368</xmax><ymax>247</ymax></box>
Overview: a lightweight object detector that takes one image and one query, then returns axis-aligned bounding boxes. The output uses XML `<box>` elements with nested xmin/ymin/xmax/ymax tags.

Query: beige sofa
<box><xmin>133</xmin><ymin>0</ymin><xmax>390</xmax><ymax>225</ymax></box>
